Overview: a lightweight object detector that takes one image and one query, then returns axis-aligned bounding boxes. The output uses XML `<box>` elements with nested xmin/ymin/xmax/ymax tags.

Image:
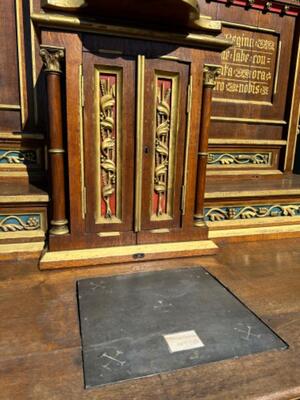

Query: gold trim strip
<box><xmin>181</xmin><ymin>75</ymin><xmax>192</xmax><ymax>216</ymax></box>
<box><xmin>160</xmin><ymin>55</ymin><xmax>180</xmax><ymax>61</ymax></box>
<box><xmin>285</xmin><ymin>37</ymin><xmax>300</xmax><ymax>171</ymax></box>
<box><xmin>0</xmin><ymin>194</ymin><xmax>49</xmax><ymax>203</ymax></box>
<box><xmin>208</xmin><ymin>224</ymin><xmax>300</xmax><ymax>239</ymax></box>
<box><xmin>208</xmin><ymin>138</ymin><xmax>287</xmax><ymax>145</ymax></box>
<box><xmin>31</xmin><ymin>13</ymin><xmax>231</xmax><ymax>51</ymax></box>
<box><xmin>30</xmin><ymin>0</ymin><xmax>38</xmax><ymax>124</ymax></box>
<box><xmin>48</xmin><ymin>148</ymin><xmax>65</xmax><ymax>153</ymax></box>
<box><xmin>205</xmin><ymin>188</ymin><xmax>300</xmax><ymax>199</ymax></box>
<box><xmin>0</xmin><ymin>132</ymin><xmax>44</xmax><ymax>140</ymax></box>
<box><xmin>212</xmin><ymin>98</ymin><xmax>272</xmax><ymax>106</ymax></box>
<box><xmin>211</xmin><ymin>117</ymin><xmax>286</xmax><ymax>125</ymax></box>
<box><xmin>15</xmin><ymin>0</ymin><xmax>25</xmax><ymax>126</ymax></box>
<box><xmin>221</xmin><ymin>21</ymin><xmax>276</xmax><ymax>34</ymax></box>
<box><xmin>79</xmin><ymin>64</ymin><xmax>85</xmax><ymax>219</ymax></box>
<box><xmin>97</xmin><ymin>231</ymin><xmax>121</xmax><ymax>237</ymax></box>
<box><xmin>207</xmin><ymin>170</ymin><xmax>282</xmax><ymax>176</ymax></box>
<box><xmin>273</xmin><ymin>40</ymin><xmax>281</xmax><ymax>95</ymax></box>
<box><xmin>40</xmin><ymin>240</ymin><xmax>218</xmax><ymax>263</ymax></box>
<box><xmin>0</xmin><ymin>104</ymin><xmax>21</xmax><ymax>110</ymax></box>
<box><xmin>149</xmin><ymin>228</ymin><xmax>170</xmax><ymax>233</ymax></box>
<box><xmin>206</xmin><ymin>215</ymin><xmax>300</xmax><ymax>228</ymax></box>
<box><xmin>135</xmin><ymin>55</ymin><xmax>145</xmax><ymax>232</ymax></box>
<box><xmin>198</xmin><ymin>151</ymin><xmax>208</xmax><ymax>156</ymax></box>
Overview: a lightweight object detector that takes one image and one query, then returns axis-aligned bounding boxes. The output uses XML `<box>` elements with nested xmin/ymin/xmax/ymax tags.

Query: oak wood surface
<box><xmin>0</xmin><ymin>238</ymin><xmax>300</xmax><ymax>399</ymax></box>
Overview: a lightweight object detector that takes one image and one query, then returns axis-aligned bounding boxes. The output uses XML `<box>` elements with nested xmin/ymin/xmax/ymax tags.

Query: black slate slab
<box><xmin>77</xmin><ymin>267</ymin><xmax>287</xmax><ymax>388</ymax></box>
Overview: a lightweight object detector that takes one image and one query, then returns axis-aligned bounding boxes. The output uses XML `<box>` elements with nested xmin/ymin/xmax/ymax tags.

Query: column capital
<box><xmin>40</xmin><ymin>46</ymin><xmax>65</xmax><ymax>74</ymax></box>
<box><xmin>203</xmin><ymin>64</ymin><xmax>221</xmax><ymax>88</ymax></box>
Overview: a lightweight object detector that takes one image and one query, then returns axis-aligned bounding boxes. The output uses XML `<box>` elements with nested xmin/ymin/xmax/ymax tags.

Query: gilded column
<box><xmin>40</xmin><ymin>45</ymin><xmax>69</xmax><ymax>235</ymax></box>
<box><xmin>194</xmin><ymin>64</ymin><xmax>221</xmax><ymax>227</ymax></box>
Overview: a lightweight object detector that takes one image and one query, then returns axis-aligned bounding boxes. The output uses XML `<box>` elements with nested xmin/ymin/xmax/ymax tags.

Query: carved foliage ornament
<box><xmin>205</xmin><ymin>204</ymin><xmax>300</xmax><ymax>221</ymax></box>
<box><xmin>40</xmin><ymin>47</ymin><xmax>65</xmax><ymax>73</ymax></box>
<box><xmin>100</xmin><ymin>76</ymin><xmax>116</xmax><ymax>219</ymax></box>
<box><xmin>154</xmin><ymin>80</ymin><xmax>171</xmax><ymax>216</ymax></box>
<box><xmin>0</xmin><ymin>150</ymin><xmax>37</xmax><ymax>164</ymax></box>
<box><xmin>203</xmin><ymin>64</ymin><xmax>222</xmax><ymax>88</ymax></box>
<box><xmin>207</xmin><ymin>152</ymin><xmax>272</xmax><ymax>166</ymax></box>
<box><xmin>0</xmin><ymin>215</ymin><xmax>40</xmax><ymax>232</ymax></box>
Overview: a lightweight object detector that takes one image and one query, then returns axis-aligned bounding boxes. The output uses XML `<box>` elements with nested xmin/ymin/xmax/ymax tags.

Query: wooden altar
<box><xmin>0</xmin><ymin>0</ymin><xmax>299</xmax><ymax>269</ymax></box>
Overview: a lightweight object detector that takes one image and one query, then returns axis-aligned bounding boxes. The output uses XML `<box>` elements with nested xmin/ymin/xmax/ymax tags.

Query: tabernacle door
<box><xmin>138</xmin><ymin>59</ymin><xmax>190</xmax><ymax>244</ymax></box>
<box><xmin>83</xmin><ymin>51</ymin><xmax>136</xmax><ymax>246</ymax></box>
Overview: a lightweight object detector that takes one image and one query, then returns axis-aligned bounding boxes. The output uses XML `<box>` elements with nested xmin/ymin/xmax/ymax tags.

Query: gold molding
<box><xmin>273</xmin><ymin>40</ymin><xmax>282</xmax><ymax>95</ymax></box>
<box><xmin>0</xmin><ymin>104</ymin><xmax>21</xmax><ymax>111</ymax></box>
<box><xmin>221</xmin><ymin>20</ymin><xmax>276</xmax><ymax>34</ymax></box>
<box><xmin>182</xmin><ymin>75</ymin><xmax>192</xmax><ymax>216</ymax></box>
<box><xmin>135</xmin><ymin>55</ymin><xmax>145</xmax><ymax>232</ymax></box>
<box><xmin>203</xmin><ymin>64</ymin><xmax>222</xmax><ymax>88</ymax></box>
<box><xmin>31</xmin><ymin>13</ymin><xmax>231</xmax><ymax>52</ymax></box>
<box><xmin>15</xmin><ymin>0</ymin><xmax>26</xmax><ymax>126</ymax></box>
<box><xmin>0</xmin><ymin>132</ymin><xmax>44</xmax><ymax>140</ymax></box>
<box><xmin>30</xmin><ymin>0</ymin><xmax>38</xmax><ymax>124</ymax></box>
<box><xmin>208</xmin><ymin>224</ymin><xmax>300</xmax><ymax>239</ymax></box>
<box><xmin>48</xmin><ymin>148</ymin><xmax>65</xmax><ymax>153</ymax></box>
<box><xmin>97</xmin><ymin>231</ymin><xmax>120</xmax><ymax>237</ymax></box>
<box><xmin>40</xmin><ymin>45</ymin><xmax>65</xmax><ymax>73</ymax></box>
<box><xmin>0</xmin><ymin>194</ymin><xmax>49</xmax><ymax>203</ymax></box>
<box><xmin>79</xmin><ymin>64</ymin><xmax>85</xmax><ymax>219</ymax></box>
<box><xmin>207</xmin><ymin>169</ymin><xmax>282</xmax><ymax>176</ymax></box>
<box><xmin>285</xmin><ymin>34</ymin><xmax>300</xmax><ymax>171</ymax></box>
<box><xmin>208</xmin><ymin>138</ymin><xmax>287</xmax><ymax>145</ymax></box>
<box><xmin>205</xmin><ymin>188</ymin><xmax>300</xmax><ymax>199</ymax></box>
<box><xmin>211</xmin><ymin>116</ymin><xmax>287</xmax><ymax>125</ymax></box>
<box><xmin>212</xmin><ymin>98</ymin><xmax>272</xmax><ymax>106</ymax></box>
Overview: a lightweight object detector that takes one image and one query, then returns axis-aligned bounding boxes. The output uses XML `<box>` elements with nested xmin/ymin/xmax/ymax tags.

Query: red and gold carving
<box><xmin>153</xmin><ymin>79</ymin><xmax>172</xmax><ymax>216</ymax></box>
<box><xmin>99</xmin><ymin>74</ymin><xmax>117</xmax><ymax>218</ymax></box>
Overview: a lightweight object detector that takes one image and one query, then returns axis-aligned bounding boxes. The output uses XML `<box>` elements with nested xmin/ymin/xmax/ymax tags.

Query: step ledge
<box><xmin>0</xmin><ymin>241</ymin><xmax>45</xmax><ymax>253</ymax></box>
<box><xmin>40</xmin><ymin>240</ymin><xmax>218</xmax><ymax>269</ymax></box>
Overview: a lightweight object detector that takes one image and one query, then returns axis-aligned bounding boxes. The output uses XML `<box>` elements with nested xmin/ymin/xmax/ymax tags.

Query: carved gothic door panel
<box><xmin>138</xmin><ymin>59</ymin><xmax>190</xmax><ymax>243</ymax></box>
<box><xmin>83</xmin><ymin>52</ymin><xmax>136</xmax><ymax>245</ymax></box>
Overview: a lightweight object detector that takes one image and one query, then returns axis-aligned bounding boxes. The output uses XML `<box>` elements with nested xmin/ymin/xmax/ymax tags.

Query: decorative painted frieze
<box><xmin>204</xmin><ymin>204</ymin><xmax>300</xmax><ymax>221</ymax></box>
<box><xmin>207</xmin><ymin>152</ymin><xmax>272</xmax><ymax>166</ymax></box>
<box><xmin>0</xmin><ymin>149</ymin><xmax>38</xmax><ymax>165</ymax></box>
<box><xmin>0</xmin><ymin>215</ymin><xmax>41</xmax><ymax>232</ymax></box>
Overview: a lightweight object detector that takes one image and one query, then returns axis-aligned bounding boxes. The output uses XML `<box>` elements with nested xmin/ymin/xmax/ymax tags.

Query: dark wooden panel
<box><xmin>0</xmin><ymin>110</ymin><xmax>21</xmax><ymax>132</ymax></box>
<box><xmin>0</xmin><ymin>0</ymin><xmax>20</xmax><ymax>106</ymax></box>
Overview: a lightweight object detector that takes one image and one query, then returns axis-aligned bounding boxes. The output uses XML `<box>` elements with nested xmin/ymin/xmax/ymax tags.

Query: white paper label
<box><xmin>163</xmin><ymin>330</ymin><xmax>204</xmax><ymax>353</ymax></box>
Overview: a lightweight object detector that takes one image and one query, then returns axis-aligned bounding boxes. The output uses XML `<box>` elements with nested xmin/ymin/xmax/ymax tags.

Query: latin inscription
<box><xmin>214</xmin><ymin>28</ymin><xmax>278</xmax><ymax>101</ymax></box>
